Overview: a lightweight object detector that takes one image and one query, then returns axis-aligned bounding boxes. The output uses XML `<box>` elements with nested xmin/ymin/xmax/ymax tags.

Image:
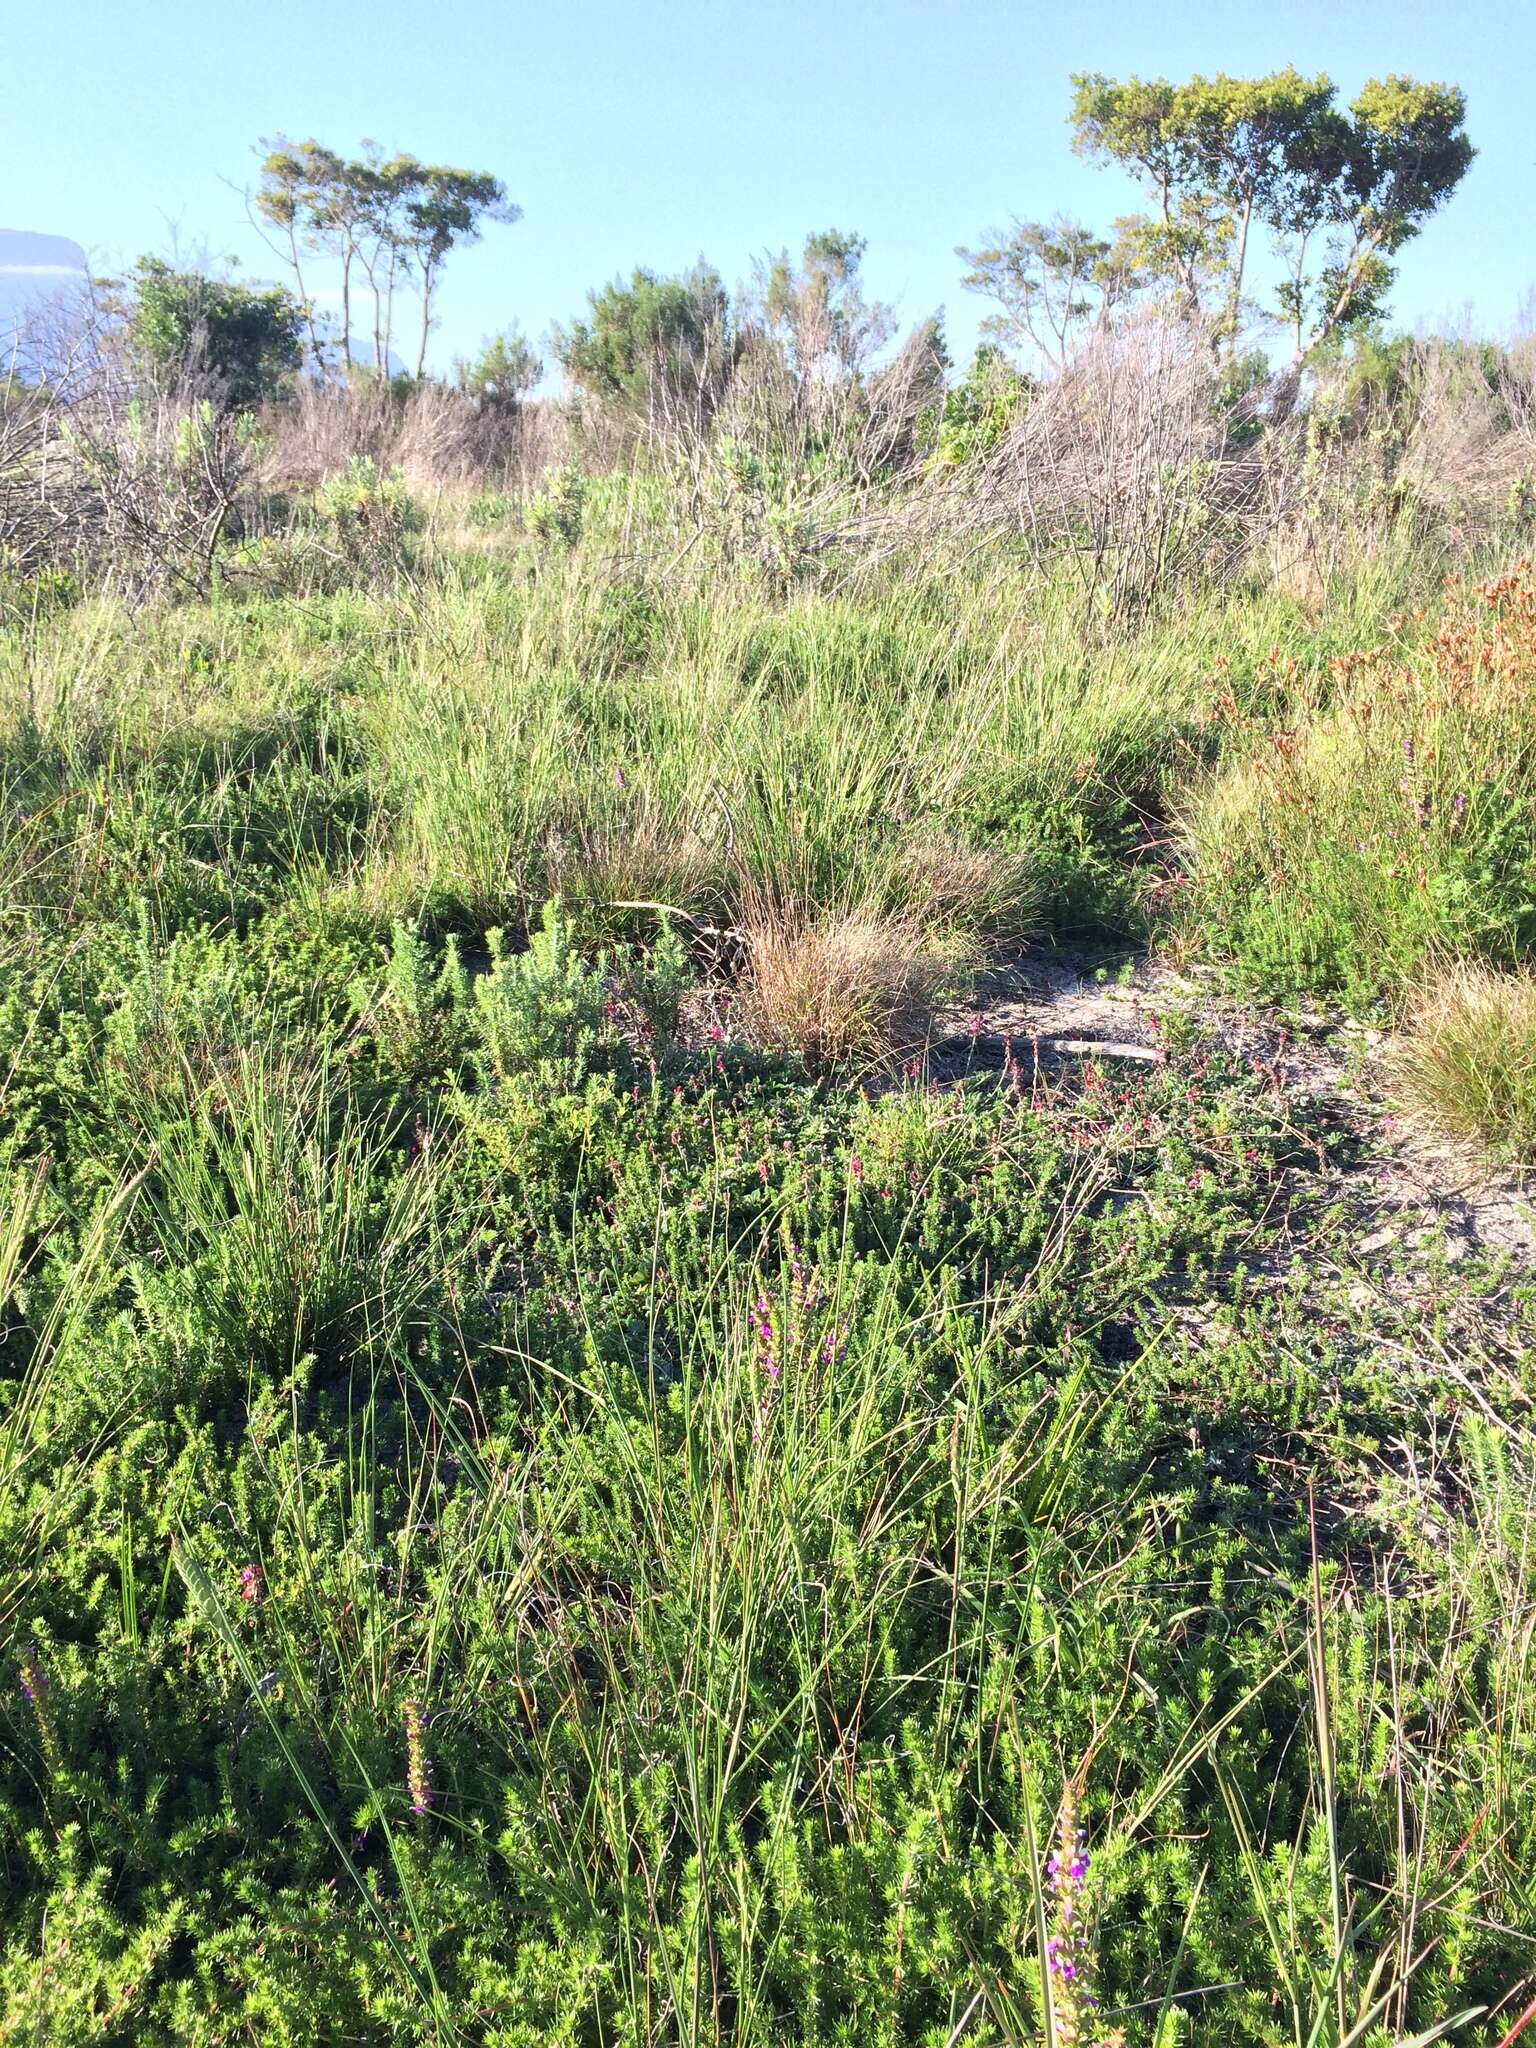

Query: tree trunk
<box><xmin>340</xmin><ymin>250</ymin><xmax>352</xmax><ymax>370</ymax></box>
<box><xmin>1300</xmin><ymin>229</ymin><xmax>1383</xmax><ymax>365</ymax></box>
<box><xmin>384</xmin><ymin>253</ymin><xmax>397</xmax><ymax>373</ymax></box>
<box><xmin>286</xmin><ymin>225</ymin><xmax>322</xmax><ymax>371</ymax></box>
<box><xmin>415</xmin><ymin>264</ymin><xmax>433</xmax><ymax>382</ymax></box>
<box><xmin>1225</xmin><ymin>194</ymin><xmax>1254</xmax><ymax>360</ymax></box>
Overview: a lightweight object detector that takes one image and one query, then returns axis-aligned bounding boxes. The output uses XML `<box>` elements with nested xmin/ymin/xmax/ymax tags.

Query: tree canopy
<box><xmin>958</xmin><ymin>218</ymin><xmax>1138</xmax><ymax>369</ymax></box>
<box><xmin>551</xmin><ymin>264</ymin><xmax>734</xmax><ymax>411</ymax></box>
<box><xmin>1066</xmin><ymin>69</ymin><xmax>1472</xmax><ymax>362</ymax></box>
<box><xmin>963</xmin><ymin>69</ymin><xmax>1472</xmax><ymax>371</ymax></box>
<box><xmin>255</xmin><ymin>139</ymin><xmax>519</xmax><ymax>378</ymax></box>
<box><xmin>114</xmin><ymin>256</ymin><xmax>303</xmax><ymax>408</ymax></box>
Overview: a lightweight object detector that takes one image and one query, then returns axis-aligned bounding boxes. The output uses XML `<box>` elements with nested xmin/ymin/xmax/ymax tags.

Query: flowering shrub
<box><xmin>1182</xmin><ymin>562</ymin><xmax>1536</xmax><ymax>998</ymax></box>
<box><xmin>315</xmin><ymin>454</ymin><xmax>422</xmax><ymax>575</ymax></box>
<box><xmin>524</xmin><ymin>461</ymin><xmax>587</xmax><ymax>547</ymax></box>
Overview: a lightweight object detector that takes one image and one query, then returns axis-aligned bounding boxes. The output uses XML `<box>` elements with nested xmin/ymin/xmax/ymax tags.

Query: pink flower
<box><xmin>403</xmin><ymin>1697</ymin><xmax>432</xmax><ymax>1815</ymax></box>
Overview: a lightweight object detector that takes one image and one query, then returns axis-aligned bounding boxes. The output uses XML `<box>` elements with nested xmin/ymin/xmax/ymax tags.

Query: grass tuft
<box><xmin>736</xmin><ymin>898</ymin><xmax>962</xmax><ymax>1070</ymax></box>
<box><xmin>1391</xmin><ymin>959</ymin><xmax>1536</xmax><ymax>1161</ymax></box>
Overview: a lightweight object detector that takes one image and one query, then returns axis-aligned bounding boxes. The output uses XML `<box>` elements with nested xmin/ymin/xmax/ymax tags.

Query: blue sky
<box><xmin>5</xmin><ymin>0</ymin><xmax>1532</xmax><ymax>375</ymax></box>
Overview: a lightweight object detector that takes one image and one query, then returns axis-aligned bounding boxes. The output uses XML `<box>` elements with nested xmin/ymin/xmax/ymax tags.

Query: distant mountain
<box><xmin>0</xmin><ymin>229</ymin><xmax>88</xmax><ymax>341</ymax></box>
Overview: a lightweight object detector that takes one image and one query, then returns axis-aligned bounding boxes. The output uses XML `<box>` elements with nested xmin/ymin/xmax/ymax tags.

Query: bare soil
<box><xmin>932</xmin><ymin>948</ymin><xmax>1536</xmax><ymax>1268</ymax></box>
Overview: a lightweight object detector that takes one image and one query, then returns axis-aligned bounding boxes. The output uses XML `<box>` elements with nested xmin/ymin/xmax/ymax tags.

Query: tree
<box><xmin>401</xmin><ymin>166</ymin><xmax>520</xmax><ymax>380</ymax></box>
<box><xmin>311</xmin><ymin>149</ymin><xmax>376</xmax><ymax>373</ymax></box>
<box><xmin>267</xmin><ymin>141</ymin><xmax>379</xmax><ymax>374</ymax></box>
<box><xmin>348</xmin><ymin>149</ymin><xmax>422</xmax><ymax>375</ymax></box>
<box><xmin>256</xmin><ymin>139</ymin><xmax>519</xmax><ymax>378</ymax></box>
<box><xmin>1070</xmin><ymin>69</ymin><xmax>1338</xmax><ymax>344</ymax></box>
<box><xmin>747</xmin><ymin>229</ymin><xmax>894</xmax><ymax>381</ymax></box>
<box><xmin>455</xmin><ymin>325</ymin><xmax>541</xmax><ymax>409</ymax></box>
<box><xmin>1167</xmin><ymin>71</ymin><xmax>1339</xmax><ymax>347</ymax></box>
<box><xmin>257</xmin><ymin>137</ymin><xmax>400</xmax><ymax>373</ymax></box>
<box><xmin>552</xmin><ymin>264</ymin><xmax>733</xmax><ymax>413</ymax></box>
<box><xmin>1282</xmin><ymin>78</ymin><xmax>1474</xmax><ymax>363</ymax></box>
<box><xmin>114</xmin><ymin>256</ymin><xmax>303</xmax><ymax>408</ymax></box>
<box><xmin>958</xmin><ymin>217</ymin><xmax>1138</xmax><ymax>368</ymax></box>
<box><xmin>1068</xmin><ymin>73</ymin><xmax>1225</xmax><ymax>322</ymax></box>
<box><xmin>1066</xmin><ymin>70</ymin><xmax>1473</xmax><ymax>364</ymax></box>
<box><xmin>254</xmin><ymin>139</ymin><xmax>333</xmax><ymax>368</ymax></box>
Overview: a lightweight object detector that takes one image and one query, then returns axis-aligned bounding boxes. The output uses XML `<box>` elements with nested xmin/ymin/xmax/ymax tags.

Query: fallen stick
<box><xmin>933</xmin><ymin>1033</ymin><xmax>1166</xmax><ymax>1065</ymax></box>
<box><xmin>1041</xmin><ymin>1037</ymin><xmax>1165</xmax><ymax>1064</ymax></box>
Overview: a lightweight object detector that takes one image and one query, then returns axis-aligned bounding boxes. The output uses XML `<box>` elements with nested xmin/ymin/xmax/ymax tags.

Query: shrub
<box><xmin>463</xmin><ymin>488</ymin><xmax>512</xmax><ymax>528</ymax></box>
<box><xmin>1390</xmin><ymin>960</ymin><xmax>1536</xmax><ymax>1161</ymax></box>
<box><xmin>474</xmin><ymin>901</ymin><xmax>611</xmax><ymax>1082</ymax></box>
<box><xmin>68</xmin><ymin>395</ymin><xmax>265</xmax><ymax>601</ymax></box>
<box><xmin>472</xmin><ymin>897</ymin><xmax>691</xmax><ymax>1084</ymax></box>
<box><xmin>315</xmin><ymin>455</ymin><xmax>421</xmax><ymax>572</ymax></box>
<box><xmin>551</xmin><ymin>263</ymin><xmax>734</xmax><ymax>414</ymax></box>
<box><xmin>0</xmin><ymin>552</ymin><xmax>78</xmax><ymax>624</ymax></box>
<box><xmin>1180</xmin><ymin>564</ymin><xmax>1536</xmax><ymax>999</ymax></box>
<box><xmin>923</xmin><ymin>344</ymin><xmax>1031</xmax><ymax>465</ymax></box>
<box><xmin>356</xmin><ymin>918</ymin><xmax>473</xmax><ymax>1079</ymax></box>
<box><xmin>524</xmin><ymin>461</ymin><xmax>587</xmax><ymax>547</ymax></box>
<box><xmin>117</xmin><ymin>255</ymin><xmax>303</xmax><ymax>410</ymax></box>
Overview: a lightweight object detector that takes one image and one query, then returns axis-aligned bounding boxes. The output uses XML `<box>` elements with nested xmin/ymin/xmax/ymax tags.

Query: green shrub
<box><xmin>923</xmin><ymin>343</ymin><xmax>1031</xmax><ymax>464</ymax></box>
<box><xmin>524</xmin><ymin>462</ymin><xmax>587</xmax><ymax>547</ymax></box>
<box><xmin>316</xmin><ymin>456</ymin><xmax>422</xmax><ymax>571</ymax></box>
<box><xmin>357</xmin><ymin>917</ymin><xmax>474</xmax><ymax>1079</ymax></box>
<box><xmin>464</xmin><ymin>488</ymin><xmax>513</xmax><ymax>528</ymax></box>
<box><xmin>472</xmin><ymin>897</ymin><xmax>690</xmax><ymax>1084</ymax></box>
<box><xmin>0</xmin><ymin>551</ymin><xmax>78</xmax><ymax>624</ymax></box>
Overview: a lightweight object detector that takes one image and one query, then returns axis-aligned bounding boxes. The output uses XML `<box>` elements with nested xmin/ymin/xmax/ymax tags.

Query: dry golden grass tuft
<box><xmin>736</xmin><ymin>900</ymin><xmax>964</xmax><ymax>1072</ymax></box>
<box><xmin>1390</xmin><ymin>960</ymin><xmax>1536</xmax><ymax>1164</ymax></box>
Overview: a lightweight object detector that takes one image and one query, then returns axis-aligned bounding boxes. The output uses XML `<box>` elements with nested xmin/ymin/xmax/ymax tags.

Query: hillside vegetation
<box><xmin>3</xmin><ymin>78</ymin><xmax>1536</xmax><ymax>2046</ymax></box>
